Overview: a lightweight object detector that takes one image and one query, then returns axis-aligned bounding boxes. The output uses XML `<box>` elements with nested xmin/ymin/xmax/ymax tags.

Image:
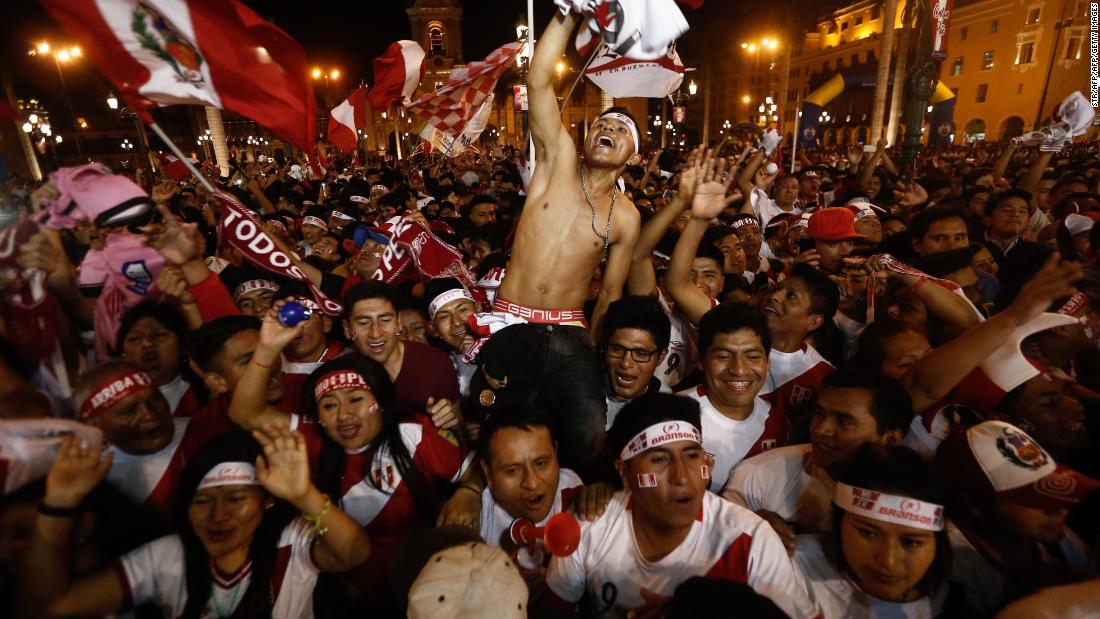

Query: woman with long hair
<box><xmin>793</xmin><ymin>445</ymin><xmax>955</xmax><ymax>617</ymax></box>
<box><xmin>15</xmin><ymin>428</ymin><xmax>370</xmax><ymax>618</ymax></box>
<box><xmin>227</xmin><ymin>302</ymin><xmax>472</xmax><ymax>610</ymax></box>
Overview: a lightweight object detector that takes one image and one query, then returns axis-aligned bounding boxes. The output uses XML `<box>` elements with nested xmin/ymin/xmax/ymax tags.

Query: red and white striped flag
<box><xmin>327</xmin><ymin>87</ymin><xmax>367</xmax><ymax>152</ymax></box>
<box><xmin>368</xmin><ymin>40</ymin><xmax>426</xmax><ymax>110</ymax></box>
<box><xmin>39</xmin><ymin>0</ymin><xmax>316</xmax><ymax>151</ymax></box>
<box><xmin>406</xmin><ymin>42</ymin><xmax>524</xmax><ymax>153</ymax></box>
<box><xmin>421</xmin><ymin>93</ymin><xmax>495</xmax><ymax>157</ymax></box>
<box><xmin>155</xmin><ymin>152</ymin><xmax>191</xmax><ymax>181</ymax></box>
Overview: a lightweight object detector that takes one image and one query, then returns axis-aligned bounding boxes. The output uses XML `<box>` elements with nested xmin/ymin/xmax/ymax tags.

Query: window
<box><xmin>982</xmin><ymin>50</ymin><xmax>994</xmax><ymax>70</ymax></box>
<box><xmin>855</xmin><ymin>16</ymin><xmax>863</xmax><ymax>25</ymax></box>
<box><xmin>1016</xmin><ymin>41</ymin><xmax>1035</xmax><ymax>64</ymax></box>
<box><xmin>428</xmin><ymin>26</ymin><xmax>445</xmax><ymax>56</ymax></box>
<box><xmin>990</xmin><ymin>20</ymin><xmax>999</xmax><ymax>33</ymax></box>
<box><xmin>960</xmin><ymin>27</ymin><xmax>968</xmax><ymax>41</ymax></box>
<box><xmin>1066</xmin><ymin>35</ymin><xmax>1083</xmax><ymax>59</ymax></box>
<box><xmin>841</xmin><ymin>21</ymin><xmax>849</xmax><ymax>31</ymax></box>
<box><xmin>976</xmin><ymin>84</ymin><xmax>988</xmax><ymax>102</ymax></box>
<box><xmin>1027</xmin><ymin>8</ymin><xmax>1041</xmax><ymax>24</ymax></box>
<box><xmin>952</xmin><ymin>56</ymin><xmax>964</xmax><ymax>75</ymax></box>
<box><xmin>872</xmin><ymin>6</ymin><xmax>880</xmax><ymax>19</ymax></box>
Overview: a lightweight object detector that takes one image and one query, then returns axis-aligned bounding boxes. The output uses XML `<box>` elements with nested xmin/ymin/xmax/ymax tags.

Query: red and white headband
<box><xmin>234</xmin><ymin>278</ymin><xmax>278</xmax><ymax>301</ymax></box>
<box><xmin>80</xmin><ymin>369</ymin><xmax>154</xmax><ymax>419</ymax></box>
<box><xmin>598</xmin><ymin>112</ymin><xmax>639</xmax><ymax>154</ymax></box>
<box><xmin>370</xmin><ymin>184</ymin><xmax>389</xmax><ymax>195</ymax></box>
<box><xmin>349</xmin><ymin>195</ymin><xmax>370</xmax><ymax>204</ymax></box>
<box><xmin>331</xmin><ymin>210</ymin><xmax>355</xmax><ymax>221</ymax></box>
<box><xmin>620</xmin><ymin>421</ymin><xmax>701</xmax><ymax>461</ymax></box>
<box><xmin>834</xmin><ymin>483</ymin><xmax>945</xmax><ymax>532</ymax></box>
<box><xmin>302</xmin><ymin>215</ymin><xmax>328</xmax><ymax>230</ymax></box>
<box><xmin>198</xmin><ymin>461</ymin><xmax>259</xmax><ymax>489</ymax></box>
<box><xmin>314</xmin><ymin>370</ymin><xmax>372</xmax><ymax>401</ymax></box>
<box><xmin>429</xmin><ymin>288</ymin><xmax>475</xmax><ymax>320</ymax></box>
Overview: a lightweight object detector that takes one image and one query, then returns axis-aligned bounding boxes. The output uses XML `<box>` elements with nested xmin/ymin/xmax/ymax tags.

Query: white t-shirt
<box><xmin>656</xmin><ymin>290</ymin><xmax>696</xmax><ymax>391</ymax></box>
<box><xmin>118</xmin><ymin>518</ymin><xmax>320</xmax><ymax>618</ymax></box>
<box><xmin>722</xmin><ymin>444</ymin><xmax>837</xmax><ymax>534</ymax></box>
<box><xmin>107</xmin><ymin>417</ymin><xmax>190</xmax><ymax>507</ymax></box>
<box><xmin>793</xmin><ymin>535</ymin><xmax>936</xmax><ymax>619</ymax></box>
<box><xmin>750</xmin><ymin>187</ymin><xmax>801</xmax><ymax>227</ymax></box>
<box><xmin>480</xmin><ymin>468</ymin><xmax>584</xmax><ymax>549</ymax></box>
<box><xmin>679</xmin><ymin>386</ymin><xmax>784</xmax><ymax>491</ymax></box>
<box><xmin>545</xmin><ymin>491</ymin><xmax>819</xmax><ymax>619</ymax></box>
<box><xmin>449</xmin><ymin>351</ymin><xmax>477</xmax><ymax>397</ymax></box>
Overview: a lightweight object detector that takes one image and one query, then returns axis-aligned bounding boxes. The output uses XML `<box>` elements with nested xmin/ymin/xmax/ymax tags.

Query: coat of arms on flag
<box><xmin>131</xmin><ymin>2</ymin><xmax>205</xmax><ymax>86</ymax></box>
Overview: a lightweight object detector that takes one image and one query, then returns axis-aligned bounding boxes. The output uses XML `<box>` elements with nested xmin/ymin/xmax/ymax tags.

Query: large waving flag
<box><xmin>39</xmin><ymin>0</ymin><xmax>316</xmax><ymax>151</ymax></box>
<box><xmin>368</xmin><ymin>40</ymin><xmax>426</xmax><ymax>110</ymax></box>
<box><xmin>406</xmin><ymin>42</ymin><xmax>523</xmax><ymax>155</ymax></box>
<box><xmin>421</xmin><ymin>93</ymin><xmax>494</xmax><ymax>157</ymax></box>
<box><xmin>584</xmin><ymin>46</ymin><xmax>685</xmax><ymax>98</ymax></box>
<box><xmin>327</xmin><ymin>87</ymin><xmax>367</xmax><ymax>152</ymax></box>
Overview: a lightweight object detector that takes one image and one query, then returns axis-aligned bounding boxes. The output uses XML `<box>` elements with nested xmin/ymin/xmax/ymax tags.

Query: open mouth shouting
<box><xmin>596</xmin><ymin>135</ymin><xmax>616</xmax><ymax>148</ymax></box>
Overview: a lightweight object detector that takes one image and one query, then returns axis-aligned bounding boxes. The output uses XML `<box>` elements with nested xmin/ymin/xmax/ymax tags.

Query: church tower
<box><xmin>406</xmin><ymin>0</ymin><xmax>463</xmax><ymax>94</ymax></box>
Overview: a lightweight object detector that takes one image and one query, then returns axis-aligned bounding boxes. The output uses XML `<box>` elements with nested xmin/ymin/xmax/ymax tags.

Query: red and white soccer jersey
<box><xmin>279</xmin><ymin>343</ymin><xmax>347</xmax><ymax>410</ymax></box>
<box><xmin>106</xmin><ymin>407</ymin><xmax>236</xmax><ymax>518</ymax></box>
<box><xmin>480</xmin><ymin>468</ymin><xmax>584</xmax><ymax>549</ymax></box>
<box><xmin>158</xmin><ymin>375</ymin><xmax>202</xmax><ymax>418</ymax></box>
<box><xmin>761</xmin><ymin>345</ymin><xmax>834</xmax><ymax>421</ymax></box>
<box><xmin>679</xmin><ymin>386</ymin><xmax>789</xmax><ymax>491</ymax></box>
<box><xmin>117</xmin><ymin>518</ymin><xmax>320</xmax><ymax>618</ymax></box>
<box><xmin>545</xmin><ymin>491</ymin><xmax>819</xmax><ymax>619</ymax></box>
<box><xmin>793</xmin><ymin>535</ymin><xmax>940</xmax><ymax>619</ymax></box>
<box><xmin>655</xmin><ymin>290</ymin><xmax>702</xmax><ymax>391</ymax></box>
<box><xmin>721</xmin><ymin>444</ymin><xmax>837</xmax><ymax>534</ymax></box>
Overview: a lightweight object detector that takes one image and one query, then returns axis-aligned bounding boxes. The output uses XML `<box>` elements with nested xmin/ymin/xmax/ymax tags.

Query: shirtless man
<box><xmin>492</xmin><ymin>11</ymin><xmax>641</xmax><ymax>471</ymax></box>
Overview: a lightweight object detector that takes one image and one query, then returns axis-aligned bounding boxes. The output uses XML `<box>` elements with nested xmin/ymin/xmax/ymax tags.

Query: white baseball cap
<box><xmin>407</xmin><ymin>542</ymin><xmax>527</xmax><ymax>619</ymax></box>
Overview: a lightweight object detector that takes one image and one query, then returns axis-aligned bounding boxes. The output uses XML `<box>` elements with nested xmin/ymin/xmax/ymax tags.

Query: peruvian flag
<box><xmin>368</xmin><ymin>40</ymin><xmax>426</xmax><ymax>110</ymax></box>
<box><xmin>39</xmin><ymin>0</ymin><xmax>316</xmax><ymax>151</ymax></box>
<box><xmin>327</xmin><ymin>87</ymin><xmax>367</xmax><ymax>152</ymax></box>
<box><xmin>584</xmin><ymin>46</ymin><xmax>685</xmax><ymax>98</ymax></box>
<box><xmin>155</xmin><ymin>152</ymin><xmax>191</xmax><ymax>181</ymax></box>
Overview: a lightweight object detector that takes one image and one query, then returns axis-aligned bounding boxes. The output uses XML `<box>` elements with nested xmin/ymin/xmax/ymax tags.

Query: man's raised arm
<box><xmin>528</xmin><ymin>11</ymin><xmax>580</xmax><ymax>164</ymax></box>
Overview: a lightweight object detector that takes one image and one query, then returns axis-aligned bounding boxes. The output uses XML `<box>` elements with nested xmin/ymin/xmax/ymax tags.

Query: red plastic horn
<box><xmin>508</xmin><ymin>512</ymin><xmax>581</xmax><ymax>557</ymax></box>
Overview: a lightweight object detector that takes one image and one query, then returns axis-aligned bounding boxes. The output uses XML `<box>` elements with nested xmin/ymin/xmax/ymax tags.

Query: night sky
<box><xmin>0</xmin><ymin>0</ymin><xmax>837</xmax><ymax>139</ymax></box>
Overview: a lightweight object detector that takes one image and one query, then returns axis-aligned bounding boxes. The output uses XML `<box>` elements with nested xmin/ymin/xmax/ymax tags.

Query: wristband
<box><xmin>302</xmin><ymin>494</ymin><xmax>331</xmax><ymax>539</ymax></box>
<box><xmin>38</xmin><ymin>502</ymin><xmax>80</xmax><ymax>518</ymax></box>
<box><xmin>249</xmin><ymin>355</ymin><xmax>277</xmax><ymax>370</ymax></box>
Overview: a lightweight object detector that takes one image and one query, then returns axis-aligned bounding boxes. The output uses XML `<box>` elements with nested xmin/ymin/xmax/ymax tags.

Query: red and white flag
<box><xmin>421</xmin><ymin>93</ymin><xmax>495</xmax><ymax>157</ymax></box>
<box><xmin>584</xmin><ymin>46</ymin><xmax>685</xmax><ymax>99</ymax></box>
<box><xmin>39</xmin><ymin>0</ymin><xmax>316</xmax><ymax>151</ymax></box>
<box><xmin>368</xmin><ymin>40</ymin><xmax>426</xmax><ymax>110</ymax></box>
<box><xmin>406</xmin><ymin>42</ymin><xmax>524</xmax><ymax>153</ymax></box>
<box><xmin>155</xmin><ymin>152</ymin><xmax>191</xmax><ymax>181</ymax></box>
<box><xmin>327</xmin><ymin>87</ymin><xmax>367</xmax><ymax>152</ymax></box>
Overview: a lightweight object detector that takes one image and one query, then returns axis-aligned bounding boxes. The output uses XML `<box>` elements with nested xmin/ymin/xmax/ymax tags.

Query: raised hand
<box><xmin>145</xmin><ymin>204</ymin><xmax>204</xmax><ymax>265</ymax></box>
<box><xmin>676</xmin><ymin>146</ymin><xmax>706</xmax><ymax>200</ymax></box>
<box><xmin>894</xmin><ymin>180</ymin><xmax>928</xmax><ymax>208</ymax></box>
<box><xmin>44</xmin><ymin>435</ymin><xmax>113</xmax><ymax>509</ymax></box>
<box><xmin>691</xmin><ymin>151</ymin><xmax>732</xmax><ymax>220</ymax></box>
<box><xmin>151</xmin><ymin>180</ymin><xmax>180</xmax><ymax>206</ymax></box>
<box><xmin>258</xmin><ymin>300</ymin><xmax>307</xmax><ymax>353</ymax></box>
<box><xmin>1004</xmin><ymin>253</ymin><xmax>1083</xmax><ymax>326</ymax></box>
<box><xmin>253</xmin><ymin>424</ymin><xmax>311</xmax><ymax>503</ymax></box>
<box><xmin>154</xmin><ymin>265</ymin><xmax>195</xmax><ymax>305</ymax></box>
<box><xmin>426</xmin><ymin>397</ymin><xmax>461</xmax><ymax>430</ymax></box>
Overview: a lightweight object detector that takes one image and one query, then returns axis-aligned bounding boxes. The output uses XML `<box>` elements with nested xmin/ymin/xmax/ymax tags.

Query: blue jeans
<box><xmin>529</xmin><ymin>324</ymin><xmax>607</xmax><ymax>475</ymax></box>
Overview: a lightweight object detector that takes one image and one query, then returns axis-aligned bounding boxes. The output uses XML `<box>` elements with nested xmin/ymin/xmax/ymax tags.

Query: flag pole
<box><xmin>392</xmin><ymin>106</ymin><xmax>403</xmax><ymax>159</ymax></box>
<box><xmin>147</xmin><ymin>121</ymin><xmax>216</xmax><ymax>193</ymax></box>
<box><xmin>561</xmin><ymin>43</ymin><xmax>602</xmax><ymax>110</ymax></box>
<box><xmin>789</xmin><ymin>92</ymin><xmax>801</xmax><ymax>174</ymax></box>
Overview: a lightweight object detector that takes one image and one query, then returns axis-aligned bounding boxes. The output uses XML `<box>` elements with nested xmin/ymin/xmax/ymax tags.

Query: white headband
<box><xmin>302</xmin><ymin>215</ymin><xmax>328</xmax><ymax>230</ymax></box>
<box><xmin>620</xmin><ymin>421</ymin><xmax>701</xmax><ymax>461</ymax></box>
<box><xmin>834</xmin><ymin>483</ymin><xmax>945</xmax><ymax>532</ymax></box>
<box><xmin>198</xmin><ymin>462</ymin><xmax>259</xmax><ymax>489</ymax></box>
<box><xmin>234</xmin><ymin>279</ymin><xmax>278</xmax><ymax>301</ymax></box>
<box><xmin>598</xmin><ymin>112</ymin><xmax>639</xmax><ymax>154</ymax></box>
<box><xmin>331</xmin><ymin>210</ymin><xmax>355</xmax><ymax>221</ymax></box>
<box><xmin>429</xmin><ymin>288</ymin><xmax>475</xmax><ymax>320</ymax></box>
<box><xmin>349</xmin><ymin>195</ymin><xmax>370</xmax><ymax>204</ymax></box>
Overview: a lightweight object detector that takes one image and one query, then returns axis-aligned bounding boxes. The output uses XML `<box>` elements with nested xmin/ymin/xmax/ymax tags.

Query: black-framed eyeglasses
<box><xmin>605</xmin><ymin>344</ymin><xmax>659</xmax><ymax>363</ymax></box>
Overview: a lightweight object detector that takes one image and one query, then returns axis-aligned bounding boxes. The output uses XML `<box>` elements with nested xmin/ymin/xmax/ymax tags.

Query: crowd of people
<box><xmin>0</xmin><ymin>9</ymin><xmax>1098</xmax><ymax>619</ymax></box>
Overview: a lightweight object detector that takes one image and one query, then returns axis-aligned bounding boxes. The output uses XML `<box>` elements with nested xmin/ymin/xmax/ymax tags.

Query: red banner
<box><xmin>931</xmin><ymin>0</ymin><xmax>954</xmax><ymax>60</ymax></box>
<box><xmin>372</xmin><ymin>215</ymin><xmax>487</xmax><ymax>308</ymax></box>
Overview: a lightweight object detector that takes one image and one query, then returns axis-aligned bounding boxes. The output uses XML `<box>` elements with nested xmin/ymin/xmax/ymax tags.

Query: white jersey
<box><xmin>545</xmin><ymin>491</ymin><xmax>818</xmax><ymax>619</ymax></box>
<box><xmin>750</xmin><ymin>187</ymin><xmax>801</xmax><ymax>227</ymax></box>
<box><xmin>480</xmin><ymin>468</ymin><xmax>584</xmax><ymax>549</ymax></box>
<box><xmin>158</xmin><ymin>375</ymin><xmax>189</xmax><ymax>416</ymax></box>
<box><xmin>656</xmin><ymin>290</ymin><xmax>696</xmax><ymax>391</ymax></box>
<box><xmin>794</xmin><ymin>535</ymin><xmax>936</xmax><ymax>619</ymax></box>
<box><xmin>679</xmin><ymin>386</ymin><xmax>782</xmax><ymax>491</ymax></box>
<box><xmin>722</xmin><ymin>444</ymin><xmax>837</xmax><ymax>534</ymax></box>
<box><xmin>106</xmin><ymin>417</ymin><xmax>189</xmax><ymax>506</ymax></box>
<box><xmin>450</xmin><ymin>351</ymin><xmax>477</xmax><ymax>398</ymax></box>
<box><xmin>118</xmin><ymin>518</ymin><xmax>320</xmax><ymax>619</ymax></box>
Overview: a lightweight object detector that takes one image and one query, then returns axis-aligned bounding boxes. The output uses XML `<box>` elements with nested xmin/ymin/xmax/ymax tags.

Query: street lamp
<box><xmin>29</xmin><ymin>40</ymin><xmax>85</xmax><ymax>158</ymax></box>
<box><xmin>107</xmin><ymin>95</ymin><xmax>119</xmax><ymax>110</ymax></box>
<box><xmin>688</xmin><ymin>80</ymin><xmax>698</xmax><ymax>96</ymax></box>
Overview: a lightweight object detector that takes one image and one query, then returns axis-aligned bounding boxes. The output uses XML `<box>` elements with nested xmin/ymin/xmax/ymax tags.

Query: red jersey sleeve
<box><xmin>188</xmin><ymin>271</ymin><xmax>240</xmax><ymax>322</ymax></box>
<box><xmin>410</xmin><ymin>415</ymin><xmax>468</xmax><ymax>483</ymax></box>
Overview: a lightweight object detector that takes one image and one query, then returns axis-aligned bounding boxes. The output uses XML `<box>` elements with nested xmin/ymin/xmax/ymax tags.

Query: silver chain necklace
<box><xmin>579</xmin><ymin>164</ymin><xmax>615</xmax><ymax>254</ymax></box>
